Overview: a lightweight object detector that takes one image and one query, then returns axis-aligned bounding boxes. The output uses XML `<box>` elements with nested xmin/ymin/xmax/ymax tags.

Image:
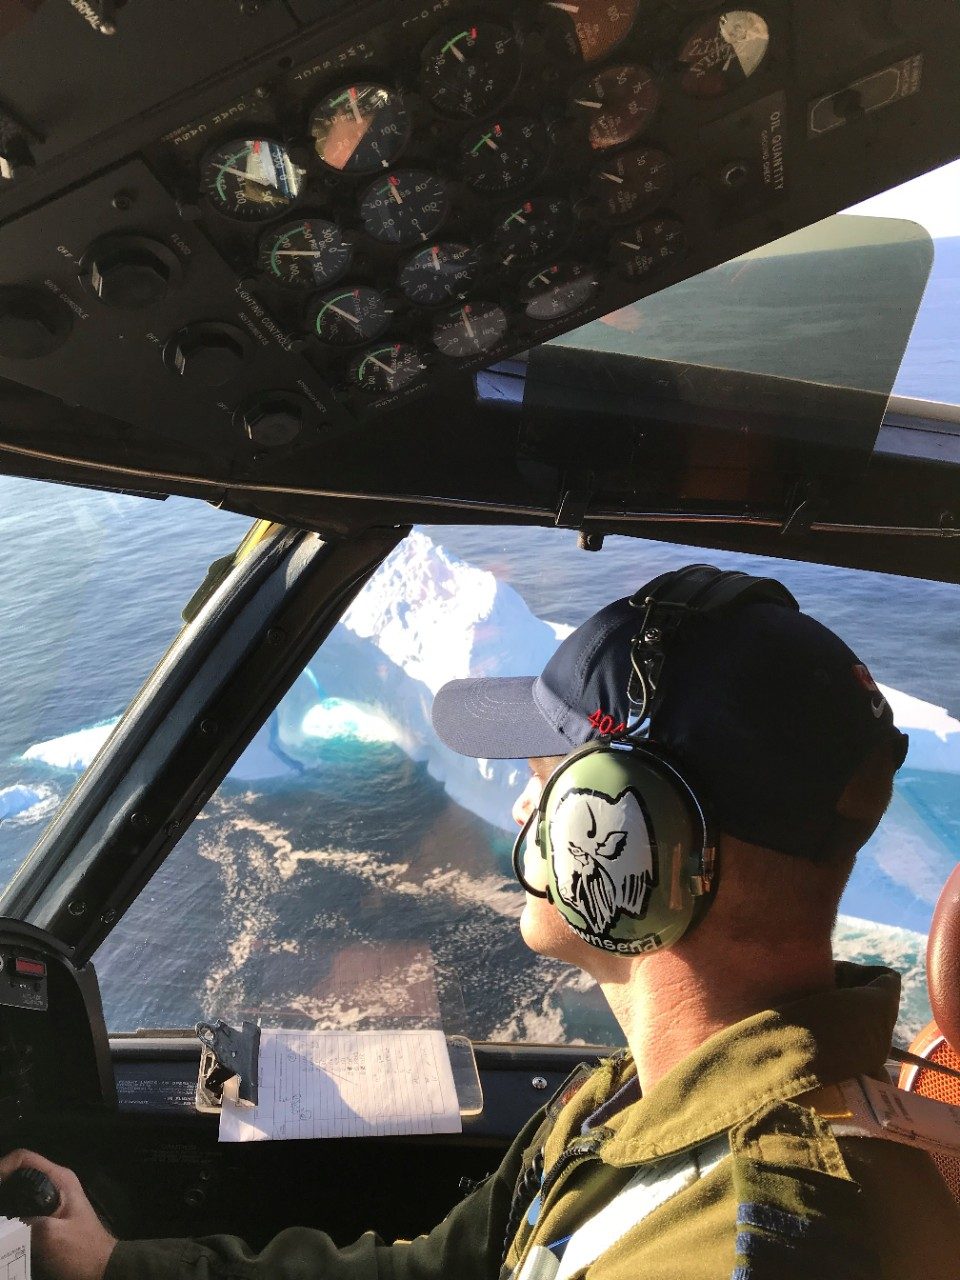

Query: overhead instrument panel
<box><xmin>0</xmin><ymin>0</ymin><xmax>953</xmax><ymax>455</ymax></box>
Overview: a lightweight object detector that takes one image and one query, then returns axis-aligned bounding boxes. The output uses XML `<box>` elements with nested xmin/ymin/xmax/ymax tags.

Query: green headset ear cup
<box><xmin>538</xmin><ymin>743</ymin><xmax>709</xmax><ymax>953</ymax></box>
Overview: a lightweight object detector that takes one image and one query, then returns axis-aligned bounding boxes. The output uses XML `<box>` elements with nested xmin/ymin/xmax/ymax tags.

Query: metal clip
<box><xmin>196</xmin><ymin>1020</ymin><xmax>261</xmax><ymax>1109</ymax></box>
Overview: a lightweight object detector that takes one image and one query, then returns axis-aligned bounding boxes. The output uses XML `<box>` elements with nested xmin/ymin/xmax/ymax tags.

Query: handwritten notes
<box><xmin>218</xmin><ymin>1029</ymin><xmax>462</xmax><ymax>1142</ymax></box>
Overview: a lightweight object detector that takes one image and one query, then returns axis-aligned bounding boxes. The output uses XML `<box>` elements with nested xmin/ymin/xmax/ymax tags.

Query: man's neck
<box><xmin>596</xmin><ymin>943</ymin><xmax>836</xmax><ymax>1096</ymax></box>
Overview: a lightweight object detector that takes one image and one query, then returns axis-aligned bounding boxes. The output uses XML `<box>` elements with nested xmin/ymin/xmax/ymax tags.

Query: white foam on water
<box><xmin>0</xmin><ymin>782</ymin><xmax>59</xmax><ymax>825</ymax></box>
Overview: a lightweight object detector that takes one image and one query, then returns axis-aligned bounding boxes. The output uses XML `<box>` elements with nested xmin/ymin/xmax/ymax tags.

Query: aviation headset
<box><xmin>512</xmin><ymin>565</ymin><xmax>799</xmax><ymax>954</ymax></box>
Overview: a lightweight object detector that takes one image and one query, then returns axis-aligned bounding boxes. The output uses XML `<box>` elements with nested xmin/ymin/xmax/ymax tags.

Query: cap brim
<box><xmin>431</xmin><ymin>676</ymin><xmax>574</xmax><ymax>760</ymax></box>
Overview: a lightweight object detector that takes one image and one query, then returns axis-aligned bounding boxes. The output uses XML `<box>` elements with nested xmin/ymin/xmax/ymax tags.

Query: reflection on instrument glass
<box><xmin>313</xmin><ymin>286</ymin><xmax>393</xmax><ymax>345</ymax></box>
<box><xmin>522</xmin><ymin>261</ymin><xmax>600</xmax><ymax>319</ymax></box>
<box><xmin>571</xmin><ymin>64</ymin><xmax>661</xmax><ymax>151</ymax></box>
<box><xmin>495</xmin><ymin>196</ymin><xmax>576</xmax><ymax>264</ymax></box>
<box><xmin>591</xmin><ymin>146</ymin><xmax>674</xmax><ymax>221</ymax></box>
<box><xmin>200</xmin><ymin>138</ymin><xmax>304</xmax><ymax>221</ymax></box>
<box><xmin>422</xmin><ymin>21</ymin><xmax>523</xmax><ymax>117</ymax></box>
<box><xmin>461</xmin><ymin>117</ymin><xmax>547</xmax><ymax>193</ymax></box>
<box><xmin>399</xmin><ymin>243</ymin><xmax>479</xmax><ymax>306</ymax></box>
<box><xmin>543</xmin><ymin>0</ymin><xmax>639</xmax><ymax>64</ymax></box>
<box><xmin>678</xmin><ymin>11</ymin><xmax>770</xmax><ymax>98</ymax></box>
<box><xmin>257</xmin><ymin>219</ymin><xmax>353</xmax><ymax>288</ymax></box>
<box><xmin>310</xmin><ymin>83</ymin><xmax>411</xmax><ymax>173</ymax></box>
<box><xmin>351</xmin><ymin>342</ymin><xmax>424</xmax><ymax>393</ymax></box>
<box><xmin>433</xmin><ymin>302</ymin><xmax>508</xmax><ymax>357</ymax></box>
<box><xmin>611</xmin><ymin>214</ymin><xmax>686</xmax><ymax>278</ymax></box>
<box><xmin>359</xmin><ymin>170</ymin><xmax>450</xmax><ymax>245</ymax></box>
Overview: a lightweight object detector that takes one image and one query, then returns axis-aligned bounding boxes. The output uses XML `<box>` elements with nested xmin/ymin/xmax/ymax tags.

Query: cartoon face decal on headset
<box><xmin>514</xmin><ymin>740</ymin><xmax>714</xmax><ymax>954</ymax></box>
<box><xmin>549</xmin><ymin>786</ymin><xmax>658</xmax><ymax>935</ymax></box>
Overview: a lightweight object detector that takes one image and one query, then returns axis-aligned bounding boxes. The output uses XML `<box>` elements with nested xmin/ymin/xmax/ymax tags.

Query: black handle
<box><xmin>0</xmin><ymin>1167</ymin><xmax>61</xmax><ymax>1218</ymax></box>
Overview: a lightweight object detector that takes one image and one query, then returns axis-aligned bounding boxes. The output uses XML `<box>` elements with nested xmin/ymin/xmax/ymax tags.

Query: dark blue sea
<box><xmin>0</xmin><ymin>234</ymin><xmax>956</xmax><ymax>1047</ymax></box>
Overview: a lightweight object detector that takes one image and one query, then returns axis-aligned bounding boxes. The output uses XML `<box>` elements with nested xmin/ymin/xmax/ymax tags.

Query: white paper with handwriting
<box><xmin>218</xmin><ymin>1028</ymin><xmax>461</xmax><ymax>1141</ymax></box>
<box><xmin>0</xmin><ymin>1217</ymin><xmax>29</xmax><ymax>1280</ymax></box>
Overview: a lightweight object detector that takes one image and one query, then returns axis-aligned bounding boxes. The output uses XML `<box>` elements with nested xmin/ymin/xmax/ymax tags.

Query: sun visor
<box><xmin>516</xmin><ymin>215</ymin><xmax>933</xmax><ymax>494</ymax></box>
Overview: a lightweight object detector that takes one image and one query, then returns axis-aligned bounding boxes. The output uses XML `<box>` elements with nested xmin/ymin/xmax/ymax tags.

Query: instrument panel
<box><xmin>143</xmin><ymin>0</ymin><xmax>789</xmax><ymax>418</ymax></box>
<box><xmin>0</xmin><ymin>0</ymin><xmax>950</xmax><ymax>461</ymax></box>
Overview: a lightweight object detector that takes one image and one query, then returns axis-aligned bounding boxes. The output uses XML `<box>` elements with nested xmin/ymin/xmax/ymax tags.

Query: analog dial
<box><xmin>257</xmin><ymin>218</ymin><xmax>353</xmax><ymax>289</ymax></box>
<box><xmin>422</xmin><ymin>21</ymin><xmax>523</xmax><ymax>117</ymax></box>
<box><xmin>571</xmin><ymin>64</ymin><xmax>661</xmax><ymax>151</ymax></box>
<box><xmin>310</xmin><ymin>83</ymin><xmax>411</xmax><ymax>174</ymax></box>
<box><xmin>495</xmin><ymin>196</ymin><xmax>576</xmax><ymax>265</ymax></box>
<box><xmin>522</xmin><ymin>262</ymin><xmax>600</xmax><ymax>320</ymax></box>
<box><xmin>359</xmin><ymin>170</ymin><xmax>450</xmax><ymax>245</ymax></box>
<box><xmin>399</xmin><ymin>242</ymin><xmax>479</xmax><ymax>306</ymax></box>
<box><xmin>543</xmin><ymin>0</ymin><xmax>640</xmax><ymax>64</ymax></box>
<box><xmin>461</xmin><ymin>117</ymin><xmax>548</xmax><ymax>193</ymax></box>
<box><xmin>433</xmin><ymin>302</ymin><xmax>509</xmax><ymax>357</ymax></box>
<box><xmin>678</xmin><ymin>11</ymin><xmax>770</xmax><ymax>98</ymax></box>
<box><xmin>591</xmin><ymin>146</ymin><xmax>674</xmax><ymax>221</ymax></box>
<box><xmin>200</xmin><ymin>138</ymin><xmax>304</xmax><ymax>222</ymax></box>
<box><xmin>351</xmin><ymin>342</ymin><xmax>424</xmax><ymax>393</ymax></box>
<box><xmin>611</xmin><ymin>214</ymin><xmax>686</xmax><ymax>279</ymax></box>
<box><xmin>313</xmin><ymin>285</ymin><xmax>393</xmax><ymax>345</ymax></box>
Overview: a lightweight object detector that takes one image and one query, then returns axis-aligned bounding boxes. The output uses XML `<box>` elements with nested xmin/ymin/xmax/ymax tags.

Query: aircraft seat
<box><xmin>897</xmin><ymin>862</ymin><xmax>960</xmax><ymax>1200</ymax></box>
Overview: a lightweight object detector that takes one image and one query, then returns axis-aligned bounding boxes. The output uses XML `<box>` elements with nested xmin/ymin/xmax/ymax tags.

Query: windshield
<box><xmin>0</xmin><ymin>477</ymin><xmax>249</xmax><ymax>890</ymax></box>
<box><xmin>93</xmin><ymin>525</ymin><xmax>959</xmax><ymax>1049</ymax></box>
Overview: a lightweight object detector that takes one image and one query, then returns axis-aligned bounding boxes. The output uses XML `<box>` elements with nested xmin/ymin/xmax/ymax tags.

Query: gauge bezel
<box><xmin>460</xmin><ymin>116</ymin><xmax>550</xmax><ymax>194</ymax></box>
<box><xmin>432</xmin><ymin>300</ymin><xmax>510</xmax><ymax>359</ymax></box>
<box><xmin>543</xmin><ymin>0</ymin><xmax>641</xmax><ymax>66</ymax></box>
<box><xmin>676</xmin><ymin>8</ymin><xmax>773</xmax><ymax>100</ymax></box>
<box><xmin>198</xmin><ymin>135</ymin><xmax>305</xmax><ymax>223</ymax></box>
<box><xmin>350</xmin><ymin>341</ymin><xmax>426</xmax><ymax>394</ymax></box>
<box><xmin>610</xmin><ymin>212</ymin><xmax>687</xmax><ymax>280</ymax></box>
<box><xmin>256</xmin><ymin>216</ymin><xmax>355</xmax><ymax>290</ymax></box>
<box><xmin>359</xmin><ymin>169</ymin><xmax>452</xmax><ymax>246</ymax></box>
<box><xmin>309</xmin><ymin>81</ymin><xmax>412</xmax><ymax>175</ymax></box>
<box><xmin>398</xmin><ymin>241</ymin><xmax>480</xmax><ymax>308</ymax></box>
<box><xmin>590</xmin><ymin>146</ymin><xmax>675</xmax><ymax>223</ymax></box>
<box><xmin>421</xmin><ymin>19</ymin><xmax>524</xmax><ymax>118</ymax></box>
<box><xmin>521</xmin><ymin>260</ymin><xmax>602</xmax><ymax>322</ymax></box>
<box><xmin>494</xmin><ymin>195</ymin><xmax>578</xmax><ymax>265</ymax></box>
<box><xmin>569</xmin><ymin>64</ymin><xmax>662</xmax><ymax>153</ymax></box>
<box><xmin>311</xmin><ymin>284</ymin><xmax>395</xmax><ymax>347</ymax></box>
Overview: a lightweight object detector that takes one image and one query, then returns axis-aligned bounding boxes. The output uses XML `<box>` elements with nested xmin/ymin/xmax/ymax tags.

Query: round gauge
<box><xmin>257</xmin><ymin>218</ymin><xmax>353</xmax><ymax>289</ymax></box>
<box><xmin>359</xmin><ymin>169</ymin><xmax>450</xmax><ymax>245</ymax></box>
<box><xmin>351</xmin><ymin>342</ymin><xmax>425</xmax><ymax>394</ymax></box>
<box><xmin>422</xmin><ymin>21</ymin><xmax>523</xmax><ymax>117</ymax></box>
<box><xmin>200</xmin><ymin>138</ymin><xmax>305</xmax><ymax>222</ymax></box>
<box><xmin>522</xmin><ymin>262</ymin><xmax>601</xmax><ymax>320</ymax></box>
<box><xmin>399</xmin><ymin>242</ymin><xmax>479</xmax><ymax>306</ymax></box>
<box><xmin>461</xmin><ymin>116</ymin><xmax>548</xmax><ymax>193</ymax></box>
<box><xmin>678</xmin><ymin>11</ymin><xmax>770</xmax><ymax>98</ymax></box>
<box><xmin>310</xmin><ymin>83</ymin><xmax>411</xmax><ymax>174</ymax></box>
<box><xmin>495</xmin><ymin>196</ymin><xmax>576</xmax><ymax>265</ymax></box>
<box><xmin>544</xmin><ymin>0</ymin><xmax>640</xmax><ymax>64</ymax></box>
<box><xmin>611</xmin><ymin>214</ymin><xmax>686</xmax><ymax>279</ymax></box>
<box><xmin>433</xmin><ymin>301</ymin><xmax>508</xmax><ymax>358</ymax></box>
<box><xmin>591</xmin><ymin>146</ymin><xmax>674</xmax><ymax>222</ymax></box>
<box><xmin>313</xmin><ymin>285</ymin><xmax>393</xmax><ymax>345</ymax></box>
<box><xmin>571</xmin><ymin>65</ymin><xmax>661</xmax><ymax>151</ymax></box>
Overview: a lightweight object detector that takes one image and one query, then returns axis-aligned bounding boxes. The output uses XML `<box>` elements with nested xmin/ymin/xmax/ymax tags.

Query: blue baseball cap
<box><xmin>431</xmin><ymin>576</ymin><xmax>909</xmax><ymax>858</ymax></box>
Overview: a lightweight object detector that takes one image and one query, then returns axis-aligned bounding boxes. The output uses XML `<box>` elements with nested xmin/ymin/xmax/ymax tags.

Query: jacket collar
<box><xmin>583</xmin><ymin>962</ymin><xmax>901</xmax><ymax>1167</ymax></box>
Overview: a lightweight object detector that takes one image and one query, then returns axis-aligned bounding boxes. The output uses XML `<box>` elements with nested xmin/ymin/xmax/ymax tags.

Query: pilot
<box><xmin>4</xmin><ymin>565</ymin><xmax>960</xmax><ymax>1279</ymax></box>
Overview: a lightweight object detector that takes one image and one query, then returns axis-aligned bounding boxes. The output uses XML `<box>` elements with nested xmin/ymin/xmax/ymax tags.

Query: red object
<box><xmin>14</xmin><ymin>957</ymin><xmax>46</xmax><ymax>978</ymax></box>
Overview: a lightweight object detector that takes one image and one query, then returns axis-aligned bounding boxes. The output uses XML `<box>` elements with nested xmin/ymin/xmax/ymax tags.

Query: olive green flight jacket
<box><xmin>106</xmin><ymin>963</ymin><xmax>960</xmax><ymax>1280</ymax></box>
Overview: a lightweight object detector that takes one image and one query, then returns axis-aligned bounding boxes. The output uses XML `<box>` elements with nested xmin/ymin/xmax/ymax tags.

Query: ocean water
<box><xmin>0</xmin><ymin>233</ymin><xmax>958</xmax><ymax>1047</ymax></box>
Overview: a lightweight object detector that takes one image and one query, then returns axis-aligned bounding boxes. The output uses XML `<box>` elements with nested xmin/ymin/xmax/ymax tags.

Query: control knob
<box><xmin>80</xmin><ymin>235</ymin><xmax>182</xmax><ymax>309</ymax></box>
<box><xmin>164</xmin><ymin>323</ymin><xmax>247</xmax><ymax>388</ymax></box>
<box><xmin>0</xmin><ymin>286</ymin><xmax>73</xmax><ymax>359</ymax></box>
<box><xmin>237</xmin><ymin>393</ymin><xmax>306</xmax><ymax>448</ymax></box>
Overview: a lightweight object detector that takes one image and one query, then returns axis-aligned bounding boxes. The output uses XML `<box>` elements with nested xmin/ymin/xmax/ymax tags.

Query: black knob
<box><xmin>241</xmin><ymin>395</ymin><xmax>304</xmax><ymax>448</ymax></box>
<box><xmin>0</xmin><ymin>1167</ymin><xmax>61</xmax><ymax>1218</ymax></box>
<box><xmin>0</xmin><ymin>286</ymin><xmax>73</xmax><ymax>359</ymax></box>
<box><xmin>164</xmin><ymin>324</ymin><xmax>247</xmax><ymax>388</ymax></box>
<box><xmin>81</xmin><ymin>235</ymin><xmax>182</xmax><ymax>309</ymax></box>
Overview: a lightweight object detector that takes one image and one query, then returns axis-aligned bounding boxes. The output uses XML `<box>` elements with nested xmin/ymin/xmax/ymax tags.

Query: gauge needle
<box><xmin>574</xmin><ymin>99</ymin><xmax>603</xmax><ymax>109</ymax></box>
<box><xmin>449</xmin><ymin>42</ymin><xmax>467</xmax><ymax>63</ymax></box>
<box><xmin>219</xmin><ymin>165</ymin><xmax>275</xmax><ymax>186</ymax></box>
<box><xmin>431</xmin><ymin>247</ymin><xmax>442</xmax><ymax>270</ymax></box>
<box><xmin>366</xmin><ymin>354</ymin><xmax>394</xmax><ymax>375</ymax></box>
<box><xmin>462</xmin><ymin>308</ymin><xmax>475</xmax><ymax>338</ymax></box>
<box><xmin>601</xmin><ymin>171</ymin><xmax>624</xmax><ymax>184</ymax></box>
<box><xmin>348</xmin><ymin>87</ymin><xmax>364</xmax><ymax>124</ymax></box>
<box><xmin>275</xmin><ymin>249</ymin><xmax>328</xmax><ymax>256</ymax></box>
<box><xmin>326</xmin><ymin>303</ymin><xmax>361</xmax><ymax>326</ymax></box>
<box><xmin>546</xmin><ymin>2</ymin><xmax>580</xmax><ymax>11</ymax></box>
<box><xmin>388</xmin><ymin>182</ymin><xmax>404</xmax><ymax>205</ymax></box>
<box><xmin>475</xmin><ymin>132</ymin><xmax>499</xmax><ymax>153</ymax></box>
<box><xmin>620</xmin><ymin>241</ymin><xmax>643</xmax><ymax>250</ymax></box>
